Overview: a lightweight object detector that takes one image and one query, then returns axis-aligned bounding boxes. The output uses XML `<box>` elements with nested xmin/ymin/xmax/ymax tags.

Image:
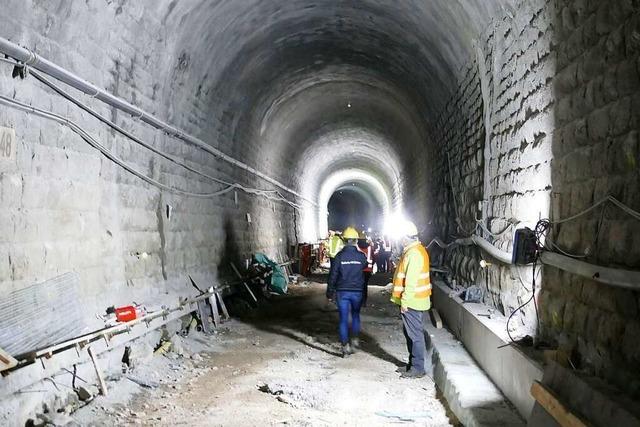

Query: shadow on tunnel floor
<box><xmin>237</xmin><ymin>284</ymin><xmax>405</xmax><ymax>367</ymax></box>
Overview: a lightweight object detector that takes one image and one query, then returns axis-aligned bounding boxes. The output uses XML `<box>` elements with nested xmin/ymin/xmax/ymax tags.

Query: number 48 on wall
<box><xmin>0</xmin><ymin>127</ymin><xmax>15</xmax><ymax>160</ymax></box>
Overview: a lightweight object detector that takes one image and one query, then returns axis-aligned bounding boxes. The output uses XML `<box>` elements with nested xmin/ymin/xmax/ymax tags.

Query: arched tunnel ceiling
<box><xmin>100</xmin><ymin>1</ymin><xmax>513</xmax><ymax>238</ymax></box>
<box><xmin>152</xmin><ymin>0</ymin><xmax>515</xmax><ymax>238</ymax></box>
<box><xmin>327</xmin><ymin>184</ymin><xmax>384</xmax><ymax>232</ymax></box>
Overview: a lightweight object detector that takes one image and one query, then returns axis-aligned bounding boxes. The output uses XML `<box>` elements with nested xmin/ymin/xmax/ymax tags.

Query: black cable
<box><xmin>506</xmin><ymin>219</ymin><xmax>546</xmax><ymax>344</ymax></box>
<box><xmin>71</xmin><ymin>364</ymin><xmax>77</xmax><ymax>390</ymax></box>
<box><xmin>506</xmin><ymin>286</ymin><xmax>535</xmax><ymax>343</ymax></box>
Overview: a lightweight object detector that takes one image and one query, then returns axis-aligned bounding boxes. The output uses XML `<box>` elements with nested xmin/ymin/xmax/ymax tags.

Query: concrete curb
<box><xmin>425</xmin><ymin>321</ymin><xmax>526</xmax><ymax>427</ymax></box>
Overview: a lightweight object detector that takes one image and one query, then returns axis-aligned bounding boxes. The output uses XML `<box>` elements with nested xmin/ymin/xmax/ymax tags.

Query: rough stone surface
<box><xmin>430</xmin><ymin>0</ymin><xmax>640</xmax><ymax>399</ymax></box>
<box><xmin>0</xmin><ymin>0</ymin><xmax>639</xmax><ymax>412</ymax></box>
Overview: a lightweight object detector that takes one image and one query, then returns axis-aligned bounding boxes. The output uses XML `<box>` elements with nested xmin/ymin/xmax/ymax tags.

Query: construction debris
<box><xmin>76</xmin><ymin>385</ymin><xmax>98</xmax><ymax>402</ymax></box>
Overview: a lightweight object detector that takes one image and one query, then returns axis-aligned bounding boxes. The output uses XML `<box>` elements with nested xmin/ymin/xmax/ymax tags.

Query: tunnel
<box><xmin>0</xmin><ymin>0</ymin><xmax>640</xmax><ymax>425</ymax></box>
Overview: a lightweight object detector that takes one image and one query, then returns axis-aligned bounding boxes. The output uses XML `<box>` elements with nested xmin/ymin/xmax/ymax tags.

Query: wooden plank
<box><xmin>530</xmin><ymin>381</ymin><xmax>588</xmax><ymax>427</ymax></box>
<box><xmin>429</xmin><ymin>308</ymin><xmax>443</xmax><ymax>329</ymax></box>
<box><xmin>216</xmin><ymin>291</ymin><xmax>230</xmax><ymax>320</ymax></box>
<box><xmin>87</xmin><ymin>346</ymin><xmax>108</xmax><ymax>396</ymax></box>
<box><xmin>208</xmin><ymin>288</ymin><xmax>221</xmax><ymax>327</ymax></box>
<box><xmin>277</xmin><ymin>250</ymin><xmax>292</xmax><ymax>277</ymax></box>
<box><xmin>0</xmin><ymin>346</ymin><xmax>18</xmax><ymax>372</ymax></box>
<box><xmin>196</xmin><ymin>300</ymin><xmax>214</xmax><ymax>333</ymax></box>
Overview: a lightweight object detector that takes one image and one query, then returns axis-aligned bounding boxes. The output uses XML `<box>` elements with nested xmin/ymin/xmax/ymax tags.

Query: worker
<box><xmin>326</xmin><ymin>226</ymin><xmax>367</xmax><ymax>357</ymax></box>
<box><xmin>357</xmin><ymin>232</ymin><xmax>374</xmax><ymax>306</ymax></box>
<box><xmin>380</xmin><ymin>236</ymin><xmax>392</xmax><ymax>272</ymax></box>
<box><xmin>328</xmin><ymin>230</ymin><xmax>345</xmax><ymax>270</ymax></box>
<box><xmin>390</xmin><ymin>220</ymin><xmax>431</xmax><ymax>379</ymax></box>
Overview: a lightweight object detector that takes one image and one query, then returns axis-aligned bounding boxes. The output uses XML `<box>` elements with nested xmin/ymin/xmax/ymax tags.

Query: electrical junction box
<box><xmin>512</xmin><ymin>227</ymin><xmax>538</xmax><ymax>264</ymax></box>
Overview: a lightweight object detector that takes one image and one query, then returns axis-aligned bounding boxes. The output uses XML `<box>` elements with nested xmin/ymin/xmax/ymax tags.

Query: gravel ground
<box><xmin>72</xmin><ymin>281</ymin><xmax>454</xmax><ymax>426</ymax></box>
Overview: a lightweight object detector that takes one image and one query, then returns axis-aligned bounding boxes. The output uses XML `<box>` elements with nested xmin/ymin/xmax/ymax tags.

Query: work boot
<box><xmin>400</xmin><ymin>369</ymin><xmax>426</xmax><ymax>379</ymax></box>
<box><xmin>342</xmin><ymin>343</ymin><xmax>352</xmax><ymax>358</ymax></box>
<box><xmin>395</xmin><ymin>364</ymin><xmax>410</xmax><ymax>373</ymax></box>
<box><xmin>351</xmin><ymin>337</ymin><xmax>360</xmax><ymax>350</ymax></box>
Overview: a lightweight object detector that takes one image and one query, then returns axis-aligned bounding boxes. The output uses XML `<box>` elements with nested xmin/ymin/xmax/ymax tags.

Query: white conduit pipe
<box><xmin>432</xmin><ymin>235</ymin><xmax>640</xmax><ymax>290</ymax></box>
<box><xmin>540</xmin><ymin>252</ymin><xmax>640</xmax><ymax>291</ymax></box>
<box><xmin>0</xmin><ymin>37</ymin><xmax>316</xmax><ymax>206</ymax></box>
<box><xmin>440</xmin><ymin>236</ymin><xmax>640</xmax><ymax>291</ymax></box>
<box><xmin>455</xmin><ymin>236</ymin><xmax>514</xmax><ymax>264</ymax></box>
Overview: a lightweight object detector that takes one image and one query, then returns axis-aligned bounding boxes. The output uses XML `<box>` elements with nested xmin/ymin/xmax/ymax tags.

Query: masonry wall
<box><xmin>430</xmin><ymin>0</ymin><xmax>640</xmax><ymax>398</ymax></box>
<box><xmin>0</xmin><ymin>1</ymin><xmax>297</xmax><ymax>348</ymax></box>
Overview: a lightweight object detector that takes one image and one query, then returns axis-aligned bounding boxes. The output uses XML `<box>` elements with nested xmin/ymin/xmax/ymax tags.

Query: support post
<box><xmin>87</xmin><ymin>346</ymin><xmax>107</xmax><ymax>396</ymax></box>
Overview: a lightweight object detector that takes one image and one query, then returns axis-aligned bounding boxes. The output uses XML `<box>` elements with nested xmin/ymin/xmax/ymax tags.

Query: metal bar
<box><xmin>0</xmin><ymin>37</ymin><xmax>315</xmax><ymax>206</ymax></box>
<box><xmin>87</xmin><ymin>346</ymin><xmax>107</xmax><ymax>396</ymax></box>
<box><xmin>17</xmin><ymin>290</ymin><xmax>218</xmax><ymax>362</ymax></box>
<box><xmin>230</xmin><ymin>263</ymin><xmax>258</xmax><ymax>304</ymax></box>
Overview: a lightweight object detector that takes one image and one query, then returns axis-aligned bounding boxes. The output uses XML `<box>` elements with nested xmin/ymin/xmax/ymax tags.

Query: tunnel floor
<box><xmin>73</xmin><ymin>282</ymin><xmax>454</xmax><ymax>426</ymax></box>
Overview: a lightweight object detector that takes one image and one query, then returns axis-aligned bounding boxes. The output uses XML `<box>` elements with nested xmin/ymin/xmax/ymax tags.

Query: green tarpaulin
<box><xmin>254</xmin><ymin>253</ymin><xmax>288</xmax><ymax>295</ymax></box>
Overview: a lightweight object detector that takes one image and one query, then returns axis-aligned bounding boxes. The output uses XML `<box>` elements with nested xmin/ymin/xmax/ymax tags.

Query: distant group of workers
<box><xmin>327</xmin><ymin>230</ymin><xmax>393</xmax><ymax>273</ymax></box>
<box><xmin>325</xmin><ymin>219</ymin><xmax>431</xmax><ymax>379</ymax></box>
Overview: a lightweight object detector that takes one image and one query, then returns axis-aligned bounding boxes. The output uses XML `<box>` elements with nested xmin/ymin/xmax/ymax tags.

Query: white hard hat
<box><xmin>400</xmin><ymin>220</ymin><xmax>418</xmax><ymax>237</ymax></box>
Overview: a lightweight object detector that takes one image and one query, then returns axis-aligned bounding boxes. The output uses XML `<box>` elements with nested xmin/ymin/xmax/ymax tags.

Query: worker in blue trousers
<box><xmin>326</xmin><ymin>226</ymin><xmax>367</xmax><ymax>357</ymax></box>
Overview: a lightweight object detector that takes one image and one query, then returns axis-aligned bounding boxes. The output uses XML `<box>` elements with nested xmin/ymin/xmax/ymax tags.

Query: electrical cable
<box><xmin>0</xmin><ymin>94</ymin><xmax>240</xmax><ymax>198</ymax></box>
<box><xmin>474</xmin><ymin>218</ymin><xmax>518</xmax><ymax>238</ymax></box>
<box><xmin>0</xmin><ymin>39</ymin><xmax>315</xmax><ymax>206</ymax></box>
<box><xmin>506</xmin><ymin>220</ymin><xmax>548</xmax><ymax>344</ymax></box>
<box><xmin>1</xmin><ymin>58</ymin><xmax>302</xmax><ymax>209</ymax></box>
<box><xmin>506</xmin><ymin>257</ymin><xmax>540</xmax><ymax>344</ymax></box>
<box><xmin>545</xmin><ymin>240</ymin><xmax>588</xmax><ymax>258</ymax></box>
<box><xmin>31</xmin><ymin>69</ymin><xmax>253</xmax><ymax>188</ymax></box>
<box><xmin>514</xmin><ymin>263</ymin><xmax>541</xmax><ymax>292</ymax></box>
<box><xmin>551</xmin><ymin>195</ymin><xmax>640</xmax><ymax>224</ymax></box>
<box><xmin>0</xmin><ymin>89</ymin><xmax>300</xmax><ymax>206</ymax></box>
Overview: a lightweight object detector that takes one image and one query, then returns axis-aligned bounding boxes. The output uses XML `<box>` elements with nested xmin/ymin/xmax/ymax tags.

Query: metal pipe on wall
<box><xmin>434</xmin><ymin>234</ymin><xmax>640</xmax><ymax>291</ymax></box>
<box><xmin>0</xmin><ymin>37</ymin><xmax>316</xmax><ymax>206</ymax></box>
<box><xmin>540</xmin><ymin>252</ymin><xmax>640</xmax><ymax>291</ymax></box>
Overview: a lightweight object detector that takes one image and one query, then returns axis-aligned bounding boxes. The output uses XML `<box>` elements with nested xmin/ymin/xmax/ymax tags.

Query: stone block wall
<box><xmin>0</xmin><ymin>0</ymin><xmax>298</xmax><ymax>340</ymax></box>
<box><xmin>543</xmin><ymin>0</ymin><xmax>640</xmax><ymax>397</ymax></box>
<box><xmin>430</xmin><ymin>0</ymin><xmax>640</xmax><ymax>397</ymax></box>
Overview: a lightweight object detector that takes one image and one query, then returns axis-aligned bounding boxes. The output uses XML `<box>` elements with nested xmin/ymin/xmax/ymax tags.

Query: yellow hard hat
<box><xmin>342</xmin><ymin>226</ymin><xmax>360</xmax><ymax>240</ymax></box>
<box><xmin>400</xmin><ymin>220</ymin><xmax>418</xmax><ymax>237</ymax></box>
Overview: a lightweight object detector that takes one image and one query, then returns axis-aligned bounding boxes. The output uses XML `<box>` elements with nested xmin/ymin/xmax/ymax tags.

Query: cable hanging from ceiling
<box><xmin>0</xmin><ymin>44</ymin><xmax>310</xmax><ymax>208</ymax></box>
<box><xmin>0</xmin><ymin>93</ymin><xmax>302</xmax><ymax>208</ymax></box>
<box><xmin>0</xmin><ymin>57</ymin><xmax>302</xmax><ymax>209</ymax></box>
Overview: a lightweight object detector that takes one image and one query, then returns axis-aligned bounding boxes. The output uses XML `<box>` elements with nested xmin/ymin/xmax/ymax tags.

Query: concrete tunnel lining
<box><xmin>0</xmin><ymin>0</ymin><xmax>520</xmax><ymax>372</ymax></box>
<box><xmin>0</xmin><ymin>0</ymin><xmax>515</xmax><ymax>316</ymax></box>
<box><xmin>314</xmin><ymin>169</ymin><xmax>393</xmax><ymax>239</ymax></box>
<box><xmin>4</xmin><ymin>0</ymin><xmax>640</xmax><ymax>425</ymax></box>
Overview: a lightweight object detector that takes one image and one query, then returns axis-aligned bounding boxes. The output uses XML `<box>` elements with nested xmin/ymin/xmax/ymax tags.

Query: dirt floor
<box><xmin>73</xmin><ymin>280</ymin><xmax>454</xmax><ymax>426</ymax></box>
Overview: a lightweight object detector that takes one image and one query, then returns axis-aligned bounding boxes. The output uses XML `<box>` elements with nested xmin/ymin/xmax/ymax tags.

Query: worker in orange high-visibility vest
<box><xmin>390</xmin><ymin>219</ymin><xmax>431</xmax><ymax>379</ymax></box>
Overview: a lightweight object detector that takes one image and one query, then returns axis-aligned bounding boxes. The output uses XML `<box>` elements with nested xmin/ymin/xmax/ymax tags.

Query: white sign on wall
<box><xmin>0</xmin><ymin>127</ymin><xmax>16</xmax><ymax>171</ymax></box>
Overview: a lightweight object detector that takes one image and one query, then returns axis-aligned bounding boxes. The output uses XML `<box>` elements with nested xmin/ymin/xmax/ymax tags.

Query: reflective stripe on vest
<box><xmin>359</xmin><ymin>245</ymin><xmax>374</xmax><ymax>272</ymax></box>
<box><xmin>391</xmin><ymin>242</ymin><xmax>431</xmax><ymax>300</ymax></box>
